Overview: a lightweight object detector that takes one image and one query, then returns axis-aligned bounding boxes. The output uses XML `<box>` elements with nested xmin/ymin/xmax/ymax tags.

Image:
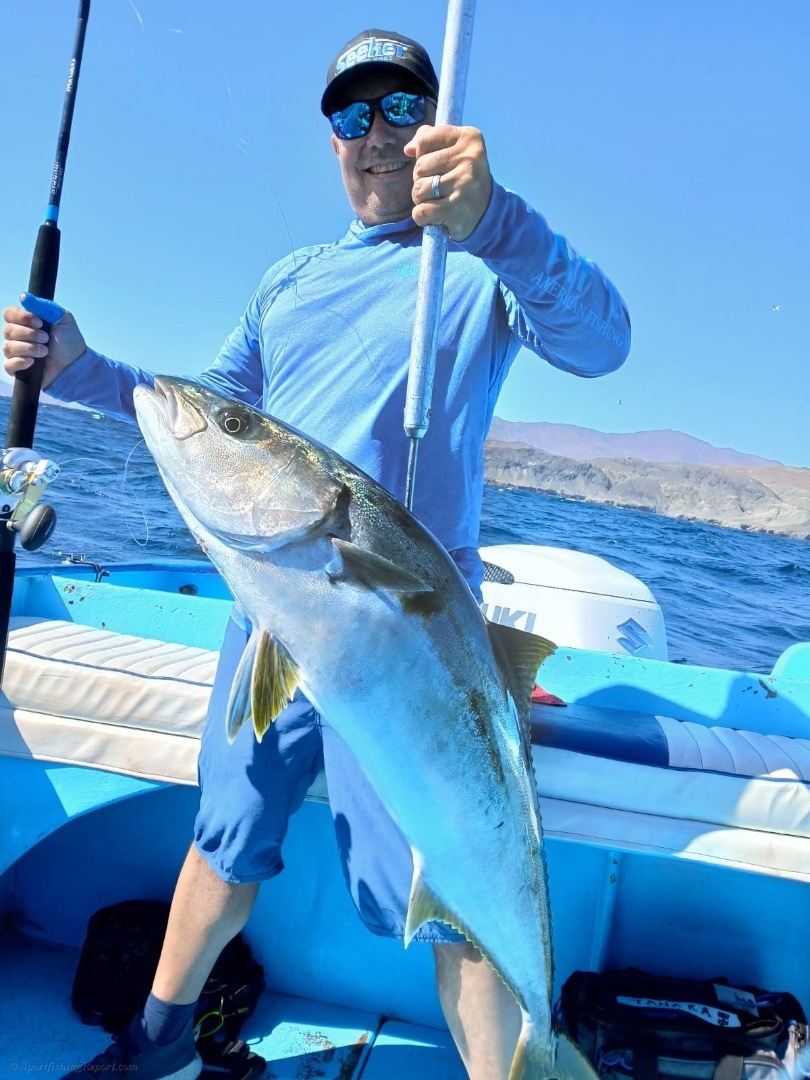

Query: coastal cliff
<box><xmin>484</xmin><ymin>423</ymin><xmax>810</xmax><ymax>541</ymax></box>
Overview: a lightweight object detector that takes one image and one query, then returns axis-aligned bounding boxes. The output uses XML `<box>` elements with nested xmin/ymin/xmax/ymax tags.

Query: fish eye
<box><xmin>216</xmin><ymin>409</ymin><xmax>251</xmax><ymax>436</ymax></box>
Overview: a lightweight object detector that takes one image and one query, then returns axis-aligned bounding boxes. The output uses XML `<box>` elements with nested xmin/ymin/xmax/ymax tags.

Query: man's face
<box><xmin>329</xmin><ymin>71</ymin><xmax>437</xmax><ymax>226</ymax></box>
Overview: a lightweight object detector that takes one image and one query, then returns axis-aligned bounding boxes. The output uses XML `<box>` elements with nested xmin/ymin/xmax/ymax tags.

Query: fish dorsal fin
<box><xmin>224</xmin><ymin>628</ymin><xmax>299</xmax><ymax>743</ymax></box>
<box><xmin>404</xmin><ymin>859</ymin><xmax>475</xmax><ymax>949</ymax></box>
<box><xmin>252</xmin><ymin>631</ymin><xmax>300</xmax><ymax>741</ymax></box>
<box><xmin>487</xmin><ymin>622</ymin><xmax>556</xmax><ymax>723</ymax></box>
<box><xmin>327</xmin><ymin>538</ymin><xmax>432</xmax><ymax>594</ymax></box>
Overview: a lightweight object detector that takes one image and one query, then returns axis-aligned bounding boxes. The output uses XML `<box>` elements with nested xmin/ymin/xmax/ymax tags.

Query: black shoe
<box><xmin>198</xmin><ymin>1039</ymin><xmax>266</xmax><ymax>1079</ymax></box>
<box><xmin>62</xmin><ymin>1017</ymin><xmax>202</xmax><ymax>1079</ymax></box>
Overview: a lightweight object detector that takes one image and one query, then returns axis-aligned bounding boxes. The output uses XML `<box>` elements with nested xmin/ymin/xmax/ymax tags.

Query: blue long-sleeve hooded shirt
<box><xmin>47</xmin><ymin>182</ymin><xmax>630</xmax><ymax>591</ymax></box>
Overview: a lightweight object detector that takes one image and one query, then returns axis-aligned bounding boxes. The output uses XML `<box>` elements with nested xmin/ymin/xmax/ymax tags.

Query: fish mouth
<box><xmin>152</xmin><ymin>376</ymin><xmax>207</xmax><ymax>441</ymax></box>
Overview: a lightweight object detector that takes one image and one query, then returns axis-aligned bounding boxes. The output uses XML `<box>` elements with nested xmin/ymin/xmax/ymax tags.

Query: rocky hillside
<box><xmin>486</xmin><ymin>418</ymin><xmax>781</xmax><ymax>468</ymax></box>
<box><xmin>484</xmin><ymin>439</ymin><xmax>810</xmax><ymax>541</ymax></box>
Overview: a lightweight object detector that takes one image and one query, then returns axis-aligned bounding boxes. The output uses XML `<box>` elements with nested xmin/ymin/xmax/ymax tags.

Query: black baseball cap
<box><xmin>320</xmin><ymin>29</ymin><xmax>439</xmax><ymax>116</ymax></box>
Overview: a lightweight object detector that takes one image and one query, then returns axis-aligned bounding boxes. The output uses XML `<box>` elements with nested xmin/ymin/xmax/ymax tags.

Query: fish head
<box><xmin>133</xmin><ymin>376</ymin><xmax>347</xmax><ymax>552</ymax></box>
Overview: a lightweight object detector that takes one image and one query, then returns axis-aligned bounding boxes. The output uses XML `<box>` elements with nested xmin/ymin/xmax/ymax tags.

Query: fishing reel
<box><xmin>0</xmin><ymin>447</ymin><xmax>59</xmax><ymax>551</ymax></box>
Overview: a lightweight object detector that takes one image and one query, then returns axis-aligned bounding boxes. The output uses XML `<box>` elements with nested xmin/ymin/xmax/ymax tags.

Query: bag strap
<box><xmin>632</xmin><ymin>1043</ymin><xmax>659</xmax><ymax>1080</ymax></box>
<box><xmin>630</xmin><ymin>1046</ymin><xmax>745</xmax><ymax>1080</ymax></box>
<box><xmin>714</xmin><ymin>1055</ymin><xmax>745</xmax><ymax>1080</ymax></box>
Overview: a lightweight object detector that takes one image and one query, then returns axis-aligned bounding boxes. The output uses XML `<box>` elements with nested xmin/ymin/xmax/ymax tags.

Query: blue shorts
<box><xmin>194</xmin><ymin>612</ymin><xmax>464</xmax><ymax>943</ymax></box>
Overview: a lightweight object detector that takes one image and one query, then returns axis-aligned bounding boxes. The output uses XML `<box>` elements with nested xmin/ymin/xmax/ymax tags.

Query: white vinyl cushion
<box><xmin>0</xmin><ymin>617</ymin><xmax>216</xmax><ymax>784</ymax></box>
<box><xmin>658</xmin><ymin>714</ymin><xmax>810</xmax><ymax>780</ymax></box>
<box><xmin>1</xmin><ymin>616</ymin><xmax>809</xmax><ymax>880</ymax></box>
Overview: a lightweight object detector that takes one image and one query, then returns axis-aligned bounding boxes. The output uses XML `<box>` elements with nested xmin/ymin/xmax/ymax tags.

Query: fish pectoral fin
<box><xmin>210</xmin><ymin>514</ymin><xmax>324</xmax><ymax>554</ymax></box>
<box><xmin>210</xmin><ymin>482</ymin><xmax>350</xmax><ymax>555</ymax></box>
<box><xmin>252</xmin><ymin>631</ymin><xmax>300</xmax><ymax>741</ymax></box>
<box><xmin>487</xmin><ymin>621</ymin><xmax>556</xmax><ymax>722</ymax></box>
<box><xmin>404</xmin><ymin>866</ymin><xmax>474</xmax><ymax>948</ymax></box>
<box><xmin>224</xmin><ymin>629</ymin><xmax>258</xmax><ymax>743</ymax></box>
<box><xmin>327</xmin><ymin>538</ymin><xmax>432</xmax><ymax>594</ymax></box>
<box><xmin>224</xmin><ymin>629</ymin><xmax>300</xmax><ymax>743</ymax></box>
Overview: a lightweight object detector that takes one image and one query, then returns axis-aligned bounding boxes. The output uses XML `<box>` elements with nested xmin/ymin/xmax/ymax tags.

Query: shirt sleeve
<box><xmin>45</xmin><ymin>348</ymin><xmax>155</xmax><ymax>424</ymax></box>
<box><xmin>44</xmin><ymin>286</ymin><xmax>267</xmax><ymax>423</ymax></box>
<box><xmin>461</xmin><ymin>181</ymin><xmax>631</xmax><ymax>377</ymax></box>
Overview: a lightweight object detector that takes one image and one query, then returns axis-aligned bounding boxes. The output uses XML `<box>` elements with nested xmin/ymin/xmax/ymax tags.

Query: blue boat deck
<box><xmin>3</xmin><ymin>562</ymin><xmax>810</xmax><ymax>1078</ymax></box>
<box><xmin>0</xmin><ymin>935</ymin><xmax>465</xmax><ymax>1079</ymax></box>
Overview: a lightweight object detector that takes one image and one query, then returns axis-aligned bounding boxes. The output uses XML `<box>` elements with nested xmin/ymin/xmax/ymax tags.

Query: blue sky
<box><xmin>1</xmin><ymin>1</ymin><xmax>808</xmax><ymax>465</ymax></box>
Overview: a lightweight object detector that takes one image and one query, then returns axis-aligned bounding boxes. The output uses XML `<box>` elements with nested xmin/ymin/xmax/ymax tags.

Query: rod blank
<box><xmin>403</xmin><ymin>0</ymin><xmax>477</xmax><ymax>509</ymax></box>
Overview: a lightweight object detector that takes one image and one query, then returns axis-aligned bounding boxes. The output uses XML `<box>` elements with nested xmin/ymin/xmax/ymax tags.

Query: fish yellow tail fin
<box><xmin>508</xmin><ymin>1024</ymin><xmax>598</xmax><ymax>1080</ymax></box>
<box><xmin>507</xmin><ymin>1018</ymin><xmax>545</xmax><ymax>1080</ymax></box>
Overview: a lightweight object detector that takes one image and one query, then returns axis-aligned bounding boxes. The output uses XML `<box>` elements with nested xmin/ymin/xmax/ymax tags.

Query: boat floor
<box><xmin>0</xmin><ymin>934</ymin><xmax>466</xmax><ymax>1079</ymax></box>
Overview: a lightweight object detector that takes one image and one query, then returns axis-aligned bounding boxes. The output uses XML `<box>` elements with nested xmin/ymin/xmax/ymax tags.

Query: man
<box><xmin>3</xmin><ymin>27</ymin><xmax>630</xmax><ymax>1080</ymax></box>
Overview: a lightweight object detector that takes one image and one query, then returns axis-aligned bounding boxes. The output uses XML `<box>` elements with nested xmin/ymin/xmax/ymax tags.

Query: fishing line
<box><xmin>54</xmin><ymin>443</ymin><xmax>153</xmax><ymax>547</ymax></box>
<box><xmin>120</xmin><ymin>2</ymin><xmax>298</xmax><ymax>266</ymax></box>
<box><xmin>124</xmin><ymin>0</ymin><xmax>145</xmax><ymax>35</ymax></box>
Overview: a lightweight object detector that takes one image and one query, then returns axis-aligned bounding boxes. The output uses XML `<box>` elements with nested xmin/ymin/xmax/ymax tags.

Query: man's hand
<box><xmin>2</xmin><ymin>294</ymin><xmax>86</xmax><ymax>389</ymax></box>
<box><xmin>405</xmin><ymin>124</ymin><xmax>493</xmax><ymax>243</ymax></box>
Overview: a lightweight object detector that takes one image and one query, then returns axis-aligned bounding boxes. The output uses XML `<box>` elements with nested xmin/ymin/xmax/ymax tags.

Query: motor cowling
<box><xmin>479</xmin><ymin>544</ymin><xmax>667</xmax><ymax>660</ymax></box>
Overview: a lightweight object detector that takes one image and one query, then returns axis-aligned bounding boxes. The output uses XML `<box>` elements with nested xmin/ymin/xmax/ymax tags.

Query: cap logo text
<box><xmin>335</xmin><ymin>37</ymin><xmax>412</xmax><ymax>74</ymax></box>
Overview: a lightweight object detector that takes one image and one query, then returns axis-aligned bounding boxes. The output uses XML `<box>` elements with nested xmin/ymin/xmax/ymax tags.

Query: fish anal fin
<box><xmin>404</xmin><ymin>863</ymin><xmax>475</xmax><ymax>949</ymax></box>
<box><xmin>487</xmin><ymin>621</ymin><xmax>556</xmax><ymax>724</ymax></box>
<box><xmin>252</xmin><ymin>631</ymin><xmax>300</xmax><ymax>741</ymax></box>
<box><xmin>328</xmin><ymin>538</ymin><xmax>432</xmax><ymax>594</ymax></box>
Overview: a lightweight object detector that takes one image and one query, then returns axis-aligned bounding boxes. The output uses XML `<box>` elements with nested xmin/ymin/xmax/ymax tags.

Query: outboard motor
<box><xmin>480</xmin><ymin>544</ymin><xmax>667</xmax><ymax>660</ymax></box>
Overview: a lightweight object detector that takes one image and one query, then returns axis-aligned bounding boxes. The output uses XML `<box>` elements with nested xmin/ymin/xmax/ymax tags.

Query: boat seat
<box><xmin>531</xmin><ymin>701</ymin><xmax>810</xmax><ymax>779</ymax></box>
<box><xmin>1</xmin><ymin>616</ymin><xmax>809</xmax><ymax>882</ymax></box>
<box><xmin>0</xmin><ymin>617</ymin><xmax>216</xmax><ymax>785</ymax></box>
<box><xmin>531</xmin><ymin>701</ymin><xmax>810</xmax><ymax>881</ymax></box>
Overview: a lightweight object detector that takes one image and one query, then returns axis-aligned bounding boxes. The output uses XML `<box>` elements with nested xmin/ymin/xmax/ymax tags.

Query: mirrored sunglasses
<box><xmin>329</xmin><ymin>92</ymin><xmax>433</xmax><ymax>141</ymax></box>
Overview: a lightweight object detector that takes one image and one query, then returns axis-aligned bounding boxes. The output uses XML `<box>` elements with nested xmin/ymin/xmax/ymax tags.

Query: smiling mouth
<box><xmin>365</xmin><ymin>162</ymin><xmax>408</xmax><ymax>176</ymax></box>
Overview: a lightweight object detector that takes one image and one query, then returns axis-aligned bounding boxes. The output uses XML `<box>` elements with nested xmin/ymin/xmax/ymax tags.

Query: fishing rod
<box><xmin>403</xmin><ymin>0</ymin><xmax>477</xmax><ymax>511</ymax></box>
<box><xmin>0</xmin><ymin>0</ymin><xmax>92</xmax><ymax>683</ymax></box>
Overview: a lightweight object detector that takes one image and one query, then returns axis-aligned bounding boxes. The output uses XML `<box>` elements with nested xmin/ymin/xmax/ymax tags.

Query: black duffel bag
<box><xmin>559</xmin><ymin>968</ymin><xmax>809</xmax><ymax>1080</ymax></box>
<box><xmin>71</xmin><ymin>899</ymin><xmax>265</xmax><ymax>1063</ymax></box>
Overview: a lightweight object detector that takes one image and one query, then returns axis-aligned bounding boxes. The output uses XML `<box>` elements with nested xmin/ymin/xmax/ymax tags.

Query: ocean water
<box><xmin>3</xmin><ymin>397</ymin><xmax>809</xmax><ymax>675</ymax></box>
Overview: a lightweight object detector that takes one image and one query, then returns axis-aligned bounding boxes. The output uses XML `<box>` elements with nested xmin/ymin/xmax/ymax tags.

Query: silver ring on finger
<box><xmin>431</xmin><ymin>174</ymin><xmax>442</xmax><ymax>199</ymax></box>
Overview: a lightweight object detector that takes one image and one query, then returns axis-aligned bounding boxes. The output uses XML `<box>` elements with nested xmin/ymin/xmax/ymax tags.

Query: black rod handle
<box><xmin>6</xmin><ymin>223</ymin><xmax>62</xmax><ymax>449</ymax></box>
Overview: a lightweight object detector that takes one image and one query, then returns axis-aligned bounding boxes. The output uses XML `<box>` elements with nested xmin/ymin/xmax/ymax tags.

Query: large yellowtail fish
<box><xmin>134</xmin><ymin>376</ymin><xmax>594</xmax><ymax>1080</ymax></box>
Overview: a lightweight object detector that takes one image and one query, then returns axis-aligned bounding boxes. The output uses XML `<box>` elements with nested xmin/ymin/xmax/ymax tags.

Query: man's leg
<box><xmin>150</xmin><ymin>610</ymin><xmax>321</xmax><ymax>1010</ymax></box>
<box><xmin>62</xmin><ymin>614</ymin><xmax>323</xmax><ymax>1078</ymax></box>
<box><xmin>434</xmin><ymin>941</ymin><xmax>522</xmax><ymax>1080</ymax></box>
<box><xmin>151</xmin><ymin>845</ymin><xmax>259</xmax><ymax>1005</ymax></box>
<box><xmin>63</xmin><ymin>851</ymin><xmax>262</xmax><ymax>1077</ymax></box>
